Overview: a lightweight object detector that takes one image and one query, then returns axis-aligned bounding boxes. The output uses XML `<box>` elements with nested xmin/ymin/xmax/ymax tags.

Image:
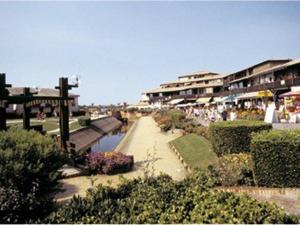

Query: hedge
<box><xmin>209</xmin><ymin>120</ymin><xmax>272</xmax><ymax>156</ymax></box>
<box><xmin>45</xmin><ymin>171</ymin><xmax>299</xmax><ymax>224</ymax></box>
<box><xmin>251</xmin><ymin>130</ymin><xmax>300</xmax><ymax>187</ymax></box>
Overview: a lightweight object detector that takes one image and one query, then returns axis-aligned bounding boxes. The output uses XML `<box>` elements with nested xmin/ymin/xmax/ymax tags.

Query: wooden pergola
<box><xmin>0</xmin><ymin>73</ymin><xmax>78</xmax><ymax>151</ymax></box>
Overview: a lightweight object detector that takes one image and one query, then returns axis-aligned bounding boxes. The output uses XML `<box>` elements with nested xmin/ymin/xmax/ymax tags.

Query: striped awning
<box><xmin>25</xmin><ymin>99</ymin><xmax>73</xmax><ymax>107</ymax></box>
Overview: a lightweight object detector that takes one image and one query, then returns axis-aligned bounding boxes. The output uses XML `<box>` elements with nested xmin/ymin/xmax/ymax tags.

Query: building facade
<box><xmin>144</xmin><ymin>71</ymin><xmax>227</xmax><ymax>107</ymax></box>
<box><xmin>6</xmin><ymin>87</ymin><xmax>80</xmax><ymax>116</ymax></box>
<box><xmin>143</xmin><ymin>58</ymin><xmax>300</xmax><ymax>108</ymax></box>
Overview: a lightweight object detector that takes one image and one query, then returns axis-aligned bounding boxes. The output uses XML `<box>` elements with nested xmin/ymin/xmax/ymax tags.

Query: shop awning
<box><xmin>175</xmin><ymin>103</ymin><xmax>188</xmax><ymax>108</ymax></box>
<box><xmin>237</xmin><ymin>92</ymin><xmax>259</xmax><ymax>100</ymax></box>
<box><xmin>169</xmin><ymin>98</ymin><xmax>184</xmax><ymax>105</ymax></box>
<box><xmin>279</xmin><ymin>91</ymin><xmax>300</xmax><ymax>98</ymax></box>
<box><xmin>218</xmin><ymin>96</ymin><xmax>236</xmax><ymax>103</ymax></box>
<box><xmin>257</xmin><ymin>90</ymin><xmax>273</xmax><ymax>97</ymax></box>
<box><xmin>175</xmin><ymin>103</ymin><xmax>197</xmax><ymax>108</ymax></box>
<box><xmin>211</xmin><ymin>97</ymin><xmax>222</xmax><ymax>103</ymax></box>
<box><xmin>196</xmin><ymin>97</ymin><xmax>211</xmax><ymax>104</ymax></box>
<box><xmin>237</xmin><ymin>91</ymin><xmax>273</xmax><ymax>100</ymax></box>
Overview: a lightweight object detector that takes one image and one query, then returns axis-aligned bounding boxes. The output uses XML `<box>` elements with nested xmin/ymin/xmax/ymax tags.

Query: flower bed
<box><xmin>237</xmin><ymin>109</ymin><xmax>265</xmax><ymax>121</ymax></box>
<box><xmin>88</xmin><ymin>152</ymin><xmax>134</xmax><ymax>175</ymax></box>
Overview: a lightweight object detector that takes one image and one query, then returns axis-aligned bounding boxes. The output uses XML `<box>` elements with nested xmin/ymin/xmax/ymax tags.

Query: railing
<box><xmin>148</xmin><ymin>77</ymin><xmax>300</xmax><ymax>101</ymax></box>
<box><xmin>149</xmin><ymin>93</ymin><xmax>215</xmax><ymax>102</ymax></box>
<box><xmin>224</xmin><ymin>77</ymin><xmax>300</xmax><ymax>96</ymax></box>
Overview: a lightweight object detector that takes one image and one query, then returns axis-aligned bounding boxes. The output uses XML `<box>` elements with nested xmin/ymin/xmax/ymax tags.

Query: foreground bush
<box><xmin>153</xmin><ymin>110</ymin><xmax>186</xmax><ymax>132</ymax></box>
<box><xmin>78</xmin><ymin>116</ymin><xmax>91</xmax><ymax>126</ymax></box>
<box><xmin>45</xmin><ymin>171</ymin><xmax>298</xmax><ymax>224</ymax></box>
<box><xmin>88</xmin><ymin>152</ymin><xmax>134</xmax><ymax>175</ymax></box>
<box><xmin>0</xmin><ymin>127</ymin><xmax>65</xmax><ymax>223</ymax></box>
<box><xmin>209</xmin><ymin>120</ymin><xmax>272</xmax><ymax>156</ymax></box>
<box><xmin>212</xmin><ymin>153</ymin><xmax>254</xmax><ymax>186</ymax></box>
<box><xmin>251</xmin><ymin>130</ymin><xmax>300</xmax><ymax>187</ymax></box>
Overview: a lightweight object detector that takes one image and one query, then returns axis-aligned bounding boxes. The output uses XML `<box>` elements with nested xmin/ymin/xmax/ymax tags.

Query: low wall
<box><xmin>114</xmin><ymin>119</ymin><xmax>139</xmax><ymax>153</ymax></box>
<box><xmin>70</xmin><ymin>116</ymin><xmax>122</xmax><ymax>153</ymax></box>
<box><xmin>169</xmin><ymin>142</ymin><xmax>192</xmax><ymax>174</ymax></box>
<box><xmin>216</xmin><ymin>186</ymin><xmax>300</xmax><ymax>215</ymax></box>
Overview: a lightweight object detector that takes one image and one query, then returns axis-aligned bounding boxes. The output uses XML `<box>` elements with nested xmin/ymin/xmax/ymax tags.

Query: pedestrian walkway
<box><xmin>55</xmin><ymin>116</ymin><xmax>187</xmax><ymax>202</ymax></box>
<box><xmin>273</xmin><ymin>123</ymin><xmax>300</xmax><ymax>130</ymax></box>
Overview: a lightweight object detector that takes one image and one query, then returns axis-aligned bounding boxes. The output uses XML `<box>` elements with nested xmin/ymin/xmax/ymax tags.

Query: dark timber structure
<box><xmin>0</xmin><ymin>73</ymin><xmax>78</xmax><ymax>151</ymax></box>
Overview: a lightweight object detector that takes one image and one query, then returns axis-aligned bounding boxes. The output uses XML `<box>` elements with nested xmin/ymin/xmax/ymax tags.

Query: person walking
<box><xmin>221</xmin><ymin>110</ymin><xmax>228</xmax><ymax>121</ymax></box>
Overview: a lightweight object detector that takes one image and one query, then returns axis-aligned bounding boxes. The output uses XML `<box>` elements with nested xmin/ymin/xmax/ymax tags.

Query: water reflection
<box><xmin>91</xmin><ymin>127</ymin><xmax>126</xmax><ymax>152</ymax></box>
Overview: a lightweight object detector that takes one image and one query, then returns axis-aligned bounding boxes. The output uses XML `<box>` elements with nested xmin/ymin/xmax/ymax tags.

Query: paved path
<box><xmin>56</xmin><ymin>116</ymin><xmax>187</xmax><ymax>202</ymax></box>
<box><xmin>273</xmin><ymin>123</ymin><xmax>300</xmax><ymax>130</ymax></box>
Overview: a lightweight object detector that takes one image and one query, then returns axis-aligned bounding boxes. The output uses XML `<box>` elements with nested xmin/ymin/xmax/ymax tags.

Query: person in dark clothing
<box><xmin>221</xmin><ymin>110</ymin><xmax>228</xmax><ymax>121</ymax></box>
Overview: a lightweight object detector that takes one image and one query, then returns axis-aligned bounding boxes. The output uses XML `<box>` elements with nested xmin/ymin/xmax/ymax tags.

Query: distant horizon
<box><xmin>1</xmin><ymin>2</ymin><xmax>300</xmax><ymax>105</ymax></box>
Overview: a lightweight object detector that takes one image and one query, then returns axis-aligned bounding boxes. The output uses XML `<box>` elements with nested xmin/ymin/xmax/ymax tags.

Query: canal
<box><xmin>91</xmin><ymin>124</ymin><xmax>129</xmax><ymax>152</ymax></box>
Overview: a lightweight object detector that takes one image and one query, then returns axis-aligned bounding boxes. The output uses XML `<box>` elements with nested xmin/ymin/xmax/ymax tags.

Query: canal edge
<box><xmin>114</xmin><ymin>118</ymin><xmax>139</xmax><ymax>153</ymax></box>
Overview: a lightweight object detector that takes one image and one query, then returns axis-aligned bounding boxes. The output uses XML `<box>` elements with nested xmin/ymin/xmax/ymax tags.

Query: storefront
<box><xmin>237</xmin><ymin>91</ymin><xmax>273</xmax><ymax>110</ymax></box>
<box><xmin>279</xmin><ymin>91</ymin><xmax>300</xmax><ymax>123</ymax></box>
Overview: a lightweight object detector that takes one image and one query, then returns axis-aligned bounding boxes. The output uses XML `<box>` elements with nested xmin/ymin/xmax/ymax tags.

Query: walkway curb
<box><xmin>115</xmin><ymin>119</ymin><xmax>139</xmax><ymax>152</ymax></box>
<box><xmin>168</xmin><ymin>142</ymin><xmax>192</xmax><ymax>174</ymax></box>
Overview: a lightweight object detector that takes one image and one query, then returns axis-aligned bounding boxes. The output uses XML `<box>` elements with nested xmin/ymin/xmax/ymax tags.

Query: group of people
<box><xmin>181</xmin><ymin>105</ymin><xmax>237</xmax><ymax>122</ymax></box>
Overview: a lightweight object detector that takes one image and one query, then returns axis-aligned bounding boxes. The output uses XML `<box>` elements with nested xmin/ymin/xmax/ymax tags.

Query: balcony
<box><xmin>221</xmin><ymin>77</ymin><xmax>300</xmax><ymax>96</ymax></box>
<box><xmin>148</xmin><ymin>77</ymin><xmax>300</xmax><ymax>102</ymax></box>
<box><xmin>148</xmin><ymin>93</ymin><xmax>215</xmax><ymax>102</ymax></box>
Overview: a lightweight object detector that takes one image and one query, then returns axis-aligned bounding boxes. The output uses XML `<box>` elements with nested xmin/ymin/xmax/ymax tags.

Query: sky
<box><xmin>1</xmin><ymin>2</ymin><xmax>300</xmax><ymax>105</ymax></box>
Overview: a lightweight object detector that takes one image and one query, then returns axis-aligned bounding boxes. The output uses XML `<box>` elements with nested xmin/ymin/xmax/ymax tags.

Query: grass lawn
<box><xmin>8</xmin><ymin>120</ymin><xmax>59</xmax><ymax>131</ymax></box>
<box><xmin>31</xmin><ymin>121</ymin><xmax>59</xmax><ymax>131</ymax></box>
<box><xmin>69</xmin><ymin>121</ymin><xmax>83</xmax><ymax>131</ymax></box>
<box><xmin>7</xmin><ymin>119</ymin><xmax>83</xmax><ymax>133</ymax></box>
<box><xmin>170</xmin><ymin>133</ymin><xmax>217</xmax><ymax>169</ymax></box>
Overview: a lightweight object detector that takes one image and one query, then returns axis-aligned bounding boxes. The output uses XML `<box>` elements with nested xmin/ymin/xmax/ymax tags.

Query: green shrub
<box><xmin>154</xmin><ymin>110</ymin><xmax>186</xmax><ymax>132</ymax></box>
<box><xmin>0</xmin><ymin>127</ymin><xmax>65</xmax><ymax>223</ymax></box>
<box><xmin>209</xmin><ymin>120</ymin><xmax>272</xmax><ymax>156</ymax></box>
<box><xmin>251</xmin><ymin>130</ymin><xmax>300</xmax><ymax>187</ymax></box>
<box><xmin>213</xmin><ymin>153</ymin><xmax>254</xmax><ymax>186</ymax></box>
<box><xmin>196</xmin><ymin>126</ymin><xmax>210</xmax><ymax>140</ymax></box>
<box><xmin>78</xmin><ymin>116</ymin><xmax>91</xmax><ymax>126</ymax></box>
<box><xmin>44</xmin><ymin>171</ymin><xmax>298</xmax><ymax>224</ymax></box>
<box><xmin>160</xmin><ymin>120</ymin><xmax>172</xmax><ymax>132</ymax></box>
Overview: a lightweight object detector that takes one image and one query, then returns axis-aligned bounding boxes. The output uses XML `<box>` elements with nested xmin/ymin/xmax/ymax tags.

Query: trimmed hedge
<box><xmin>209</xmin><ymin>120</ymin><xmax>272</xmax><ymax>156</ymax></box>
<box><xmin>251</xmin><ymin>130</ymin><xmax>300</xmax><ymax>187</ymax></box>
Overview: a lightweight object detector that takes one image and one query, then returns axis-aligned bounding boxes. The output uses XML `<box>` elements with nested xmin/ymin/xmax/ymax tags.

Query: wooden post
<box><xmin>23</xmin><ymin>87</ymin><xmax>31</xmax><ymax>130</ymax></box>
<box><xmin>58</xmin><ymin>77</ymin><xmax>69</xmax><ymax>151</ymax></box>
<box><xmin>0</xmin><ymin>74</ymin><xmax>8</xmax><ymax>130</ymax></box>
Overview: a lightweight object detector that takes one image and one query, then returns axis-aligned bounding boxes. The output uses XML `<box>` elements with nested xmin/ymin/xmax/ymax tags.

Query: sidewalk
<box><xmin>55</xmin><ymin>116</ymin><xmax>187</xmax><ymax>202</ymax></box>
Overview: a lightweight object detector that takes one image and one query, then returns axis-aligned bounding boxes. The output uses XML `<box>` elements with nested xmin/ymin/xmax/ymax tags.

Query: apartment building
<box><xmin>143</xmin><ymin>71</ymin><xmax>227</xmax><ymax>107</ymax></box>
<box><xmin>222</xmin><ymin>59</ymin><xmax>300</xmax><ymax>104</ymax></box>
<box><xmin>142</xmin><ymin>58</ymin><xmax>300</xmax><ymax>108</ymax></box>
